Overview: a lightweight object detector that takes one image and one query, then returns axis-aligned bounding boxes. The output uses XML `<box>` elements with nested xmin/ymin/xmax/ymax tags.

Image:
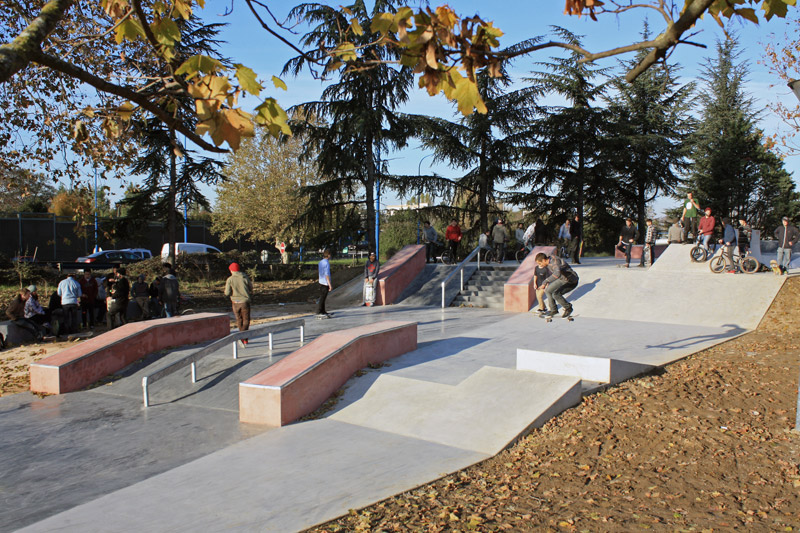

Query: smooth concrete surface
<box><xmin>6</xmin><ymin>245</ymin><xmax>789</xmax><ymax>533</ymax></box>
<box><xmin>395</xmin><ymin>263</ymin><xmax>475</xmax><ymax>307</ymax></box>
<box><xmin>330</xmin><ymin>367</ymin><xmax>582</xmax><ymax>454</ymax></box>
<box><xmin>17</xmin><ymin>420</ymin><xmax>489</xmax><ymax>533</ymax></box>
<box><xmin>517</xmin><ymin>348</ymin><xmax>654</xmax><ymax>384</ymax></box>
<box><xmin>30</xmin><ymin>313</ymin><xmax>230</xmax><ymax>394</ymax></box>
<box><xmin>239</xmin><ymin>321</ymin><xmax>417</xmax><ymax>426</ymax></box>
<box><xmin>375</xmin><ymin>244</ymin><xmax>426</xmax><ymax>305</ymax></box>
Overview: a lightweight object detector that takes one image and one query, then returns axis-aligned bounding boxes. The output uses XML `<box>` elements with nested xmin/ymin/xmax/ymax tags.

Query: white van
<box><xmin>160</xmin><ymin>242</ymin><xmax>222</xmax><ymax>258</ymax></box>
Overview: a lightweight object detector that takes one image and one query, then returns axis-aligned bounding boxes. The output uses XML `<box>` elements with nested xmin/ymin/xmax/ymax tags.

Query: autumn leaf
<box><xmin>234</xmin><ymin>64</ymin><xmax>262</xmax><ymax>96</ymax></box>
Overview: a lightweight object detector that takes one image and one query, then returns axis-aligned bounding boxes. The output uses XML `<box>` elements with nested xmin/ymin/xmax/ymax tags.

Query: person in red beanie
<box><xmin>224</xmin><ymin>262</ymin><xmax>253</xmax><ymax>347</ymax></box>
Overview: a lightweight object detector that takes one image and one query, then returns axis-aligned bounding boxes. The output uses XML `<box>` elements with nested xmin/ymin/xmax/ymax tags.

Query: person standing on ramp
<box><xmin>363</xmin><ymin>251</ymin><xmax>380</xmax><ymax>306</ymax></box>
<box><xmin>316</xmin><ymin>249</ymin><xmax>333</xmax><ymax>318</ymax></box>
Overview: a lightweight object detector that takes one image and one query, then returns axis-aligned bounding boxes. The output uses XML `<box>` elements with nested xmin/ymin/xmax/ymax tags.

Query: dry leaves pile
<box><xmin>312</xmin><ymin>278</ymin><xmax>800</xmax><ymax>532</ymax></box>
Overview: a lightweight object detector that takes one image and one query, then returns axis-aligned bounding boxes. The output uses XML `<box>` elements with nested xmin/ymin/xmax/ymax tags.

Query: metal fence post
<box><xmin>142</xmin><ymin>377</ymin><xmax>150</xmax><ymax>408</ymax></box>
<box><xmin>300</xmin><ymin>325</ymin><xmax>304</xmax><ymax>345</ymax></box>
<box><xmin>191</xmin><ymin>361</ymin><xmax>197</xmax><ymax>383</ymax></box>
<box><xmin>232</xmin><ymin>341</ymin><xmax>238</xmax><ymax>360</ymax></box>
<box><xmin>268</xmin><ymin>332</ymin><xmax>273</xmax><ymax>351</ymax></box>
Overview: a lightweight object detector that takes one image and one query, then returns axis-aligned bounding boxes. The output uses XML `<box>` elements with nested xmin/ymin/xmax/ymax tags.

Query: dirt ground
<box><xmin>310</xmin><ymin>277</ymin><xmax>800</xmax><ymax>532</ymax></box>
<box><xmin>0</xmin><ymin>267</ymin><xmax>359</xmax><ymax>397</ymax></box>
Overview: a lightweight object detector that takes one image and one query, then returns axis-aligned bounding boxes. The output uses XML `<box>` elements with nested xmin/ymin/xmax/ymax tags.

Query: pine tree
<box><xmin>604</xmin><ymin>24</ymin><xmax>695</xmax><ymax>233</ymax></box>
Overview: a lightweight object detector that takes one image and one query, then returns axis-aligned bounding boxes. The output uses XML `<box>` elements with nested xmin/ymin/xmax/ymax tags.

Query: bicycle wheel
<box><xmin>708</xmin><ymin>256</ymin><xmax>726</xmax><ymax>274</ymax></box>
<box><xmin>483</xmin><ymin>250</ymin><xmax>495</xmax><ymax>263</ymax></box>
<box><xmin>740</xmin><ymin>256</ymin><xmax>760</xmax><ymax>274</ymax></box>
<box><xmin>516</xmin><ymin>248</ymin><xmax>528</xmax><ymax>263</ymax></box>
<box><xmin>441</xmin><ymin>249</ymin><xmax>453</xmax><ymax>265</ymax></box>
<box><xmin>690</xmin><ymin>246</ymin><xmax>707</xmax><ymax>262</ymax></box>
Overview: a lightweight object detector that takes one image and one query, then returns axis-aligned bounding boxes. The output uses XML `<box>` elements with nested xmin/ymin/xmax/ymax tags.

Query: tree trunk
<box><xmin>637</xmin><ymin>174</ymin><xmax>646</xmax><ymax>244</ymax></box>
<box><xmin>478</xmin><ymin>142</ymin><xmax>488</xmax><ymax>232</ymax></box>
<box><xmin>364</xmin><ymin>136</ymin><xmax>376</xmax><ymax>254</ymax></box>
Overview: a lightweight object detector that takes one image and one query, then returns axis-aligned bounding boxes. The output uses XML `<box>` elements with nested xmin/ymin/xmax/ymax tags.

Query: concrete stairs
<box><xmin>451</xmin><ymin>265</ymin><xmax>517</xmax><ymax>309</ymax></box>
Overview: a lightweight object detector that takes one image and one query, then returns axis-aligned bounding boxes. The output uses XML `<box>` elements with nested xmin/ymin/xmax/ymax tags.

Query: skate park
<box><xmin>1</xmin><ymin>242</ymin><xmax>792</xmax><ymax>532</ymax></box>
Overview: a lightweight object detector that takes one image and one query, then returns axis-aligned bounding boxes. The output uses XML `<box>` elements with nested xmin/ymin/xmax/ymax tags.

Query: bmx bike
<box><xmin>707</xmin><ymin>246</ymin><xmax>760</xmax><ymax>274</ymax></box>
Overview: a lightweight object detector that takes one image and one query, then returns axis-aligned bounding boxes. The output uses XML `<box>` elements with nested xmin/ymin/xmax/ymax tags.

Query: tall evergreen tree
<box><xmin>686</xmin><ymin>37</ymin><xmax>798</xmax><ymax>228</ymax></box>
<box><xmin>604</xmin><ymin>25</ymin><xmax>695</xmax><ymax>233</ymax></box>
<box><xmin>285</xmin><ymin>0</ymin><xmax>414</xmax><ymax>252</ymax></box>
<box><xmin>510</xmin><ymin>29</ymin><xmax>612</xmax><ymax>246</ymax></box>
<box><xmin>404</xmin><ymin>69</ymin><xmax>539</xmax><ymax>233</ymax></box>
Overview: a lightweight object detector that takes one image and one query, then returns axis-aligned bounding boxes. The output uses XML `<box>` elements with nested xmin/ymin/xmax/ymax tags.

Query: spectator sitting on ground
<box><xmin>6</xmin><ymin>288</ymin><xmax>44</xmax><ymax>342</ymax></box>
<box><xmin>24</xmin><ymin>285</ymin><xmax>51</xmax><ymax>333</ymax></box>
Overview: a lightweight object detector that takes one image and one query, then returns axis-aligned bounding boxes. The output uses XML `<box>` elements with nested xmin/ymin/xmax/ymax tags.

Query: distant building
<box><xmin>385</xmin><ymin>202</ymin><xmax>429</xmax><ymax>215</ymax></box>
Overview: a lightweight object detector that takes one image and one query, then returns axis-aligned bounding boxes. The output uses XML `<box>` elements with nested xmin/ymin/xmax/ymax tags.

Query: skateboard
<box><xmin>538</xmin><ymin>311</ymin><xmax>576</xmax><ymax>323</ymax></box>
<box><xmin>364</xmin><ymin>280</ymin><xmax>376</xmax><ymax>307</ymax></box>
<box><xmin>770</xmin><ymin>260</ymin><xmax>781</xmax><ymax>275</ymax></box>
<box><xmin>66</xmin><ymin>331</ymin><xmax>94</xmax><ymax>342</ymax></box>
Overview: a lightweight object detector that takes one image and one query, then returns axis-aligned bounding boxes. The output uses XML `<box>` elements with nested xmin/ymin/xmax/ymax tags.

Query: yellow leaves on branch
<box><xmin>371</xmin><ymin>5</ymin><xmax>504</xmax><ymax>115</ymax></box>
<box><xmin>563</xmin><ymin>0</ymin><xmax>605</xmax><ymax>20</ymax></box>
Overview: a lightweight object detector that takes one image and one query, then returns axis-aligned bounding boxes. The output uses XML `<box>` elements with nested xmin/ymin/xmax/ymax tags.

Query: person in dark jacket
<box><xmin>106</xmin><ymin>268</ymin><xmax>130</xmax><ymax>329</ymax></box>
<box><xmin>6</xmin><ymin>288</ymin><xmax>43</xmax><ymax>341</ymax></box>
<box><xmin>774</xmin><ymin>217</ymin><xmax>800</xmax><ymax>274</ymax></box>
<box><xmin>737</xmin><ymin>218</ymin><xmax>751</xmax><ymax>256</ymax></box>
<box><xmin>570</xmin><ymin>215</ymin><xmax>582</xmax><ymax>264</ymax></box>
<box><xmin>131</xmin><ymin>274</ymin><xmax>150</xmax><ymax>319</ymax></box>
<box><xmin>159</xmin><ymin>264</ymin><xmax>180</xmax><ymax>317</ymax></box>
<box><xmin>535</xmin><ymin>253</ymin><xmax>579</xmax><ymax>318</ymax></box>
<box><xmin>79</xmin><ymin>269</ymin><xmax>98</xmax><ymax>328</ymax></box>
<box><xmin>618</xmin><ymin>218</ymin><xmax>639</xmax><ymax>268</ymax></box>
<box><xmin>719</xmin><ymin>218</ymin><xmax>738</xmax><ymax>273</ymax></box>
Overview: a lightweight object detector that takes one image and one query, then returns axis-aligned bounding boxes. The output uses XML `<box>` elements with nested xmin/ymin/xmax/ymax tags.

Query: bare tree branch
<box><xmin>31</xmin><ymin>49</ymin><xmax>228</xmax><ymax>154</ymax></box>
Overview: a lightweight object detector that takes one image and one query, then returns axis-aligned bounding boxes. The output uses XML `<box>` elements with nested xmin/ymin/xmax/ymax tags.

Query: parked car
<box><xmin>160</xmin><ymin>242</ymin><xmax>222</xmax><ymax>258</ymax></box>
<box><xmin>76</xmin><ymin>250</ymin><xmax>142</xmax><ymax>264</ymax></box>
<box><xmin>122</xmin><ymin>248</ymin><xmax>153</xmax><ymax>260</ymax></box>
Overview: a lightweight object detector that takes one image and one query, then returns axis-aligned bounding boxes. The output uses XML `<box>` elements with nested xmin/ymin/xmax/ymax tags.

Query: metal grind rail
<box><xmin>142</xmin><ymin>317</ymin><xmax>305</xmax><ymax>407</ymax></box>
<box><xmin>441</xmin><ymin>245</ymin><xmax>482</xmax><ymax>309</ymax></box>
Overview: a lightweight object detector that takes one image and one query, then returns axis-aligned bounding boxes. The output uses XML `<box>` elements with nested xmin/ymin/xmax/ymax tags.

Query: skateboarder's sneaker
<box><xmin>544</xmin><ymin>310</ymin><xmax>557</xmax><ymax>318</ymax></box>
<box><xmin>561</xmin><ymin>306</ymin><xmax>573</xmax><ymax>319</ymax></box>
<box><xmin>315</xmin><ymin>313</ymin><xmax>329</xmax><ymax>319</ymax></box>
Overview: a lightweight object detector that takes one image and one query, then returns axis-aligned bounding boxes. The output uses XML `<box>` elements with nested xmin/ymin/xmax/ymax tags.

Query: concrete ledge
<box><xmin>614</xmin><ymin>244</ymin><xmax>667</xmax><ymax>260</ymax></box>
<box><xmin>239</xmin><ymin>320</ymin><xmax>417</xmax><ymax>426</ymax></box>
<box><xmin>516</xmin><ymin>349</ymin><xmax>654</xmax><ymax>384</ymax></box>
<box><xmin>30</xmin><ymin>313</ymin><xmax>230</xmax><ymax>394</ymax></box>
<box><xmin>376</xmin><ymin>245</ymin><xmax>426</xmax><ymax>305</ymax></box>
<box><xmin>504</xmin><ymin>246</ymin><xmax>557</xmax><ymax>312</ymax></box>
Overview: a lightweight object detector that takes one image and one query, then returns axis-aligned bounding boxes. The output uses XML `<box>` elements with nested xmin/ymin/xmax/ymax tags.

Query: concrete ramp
<box><xmin>572</xmin><ymin>245</ymin><xmax>784</xmax><ymax>328</ymax></box>
<box><xmin>329</xmin><ymin>367</ymin><xmax>581</xmax><ymax>454</ymax></box>
<box><xmin>517</xmin><ymin>349</ymin><xmax>653</xmax><ymax>384</ymax></box>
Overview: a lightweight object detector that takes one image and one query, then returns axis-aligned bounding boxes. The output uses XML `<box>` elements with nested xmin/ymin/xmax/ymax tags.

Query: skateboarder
<box><xmin>774</xmin><ymin>217</ymin><xmax>799</xmax><ymax>275</ymax></box>
<box><xmin>535</xmin><ymin>252</ymin><xmax>579</xmax><ymax>318</ymax></box>
<box><xmin>618</xmin><ymin>218</ymin><xmax>638</xmax><ymax>268</ymax></box>
<box><xmin>640</xmin><ymin>218</ymin><xmax>656</xmax><ymax>267</ymax></box>
<box><xmin>363</xmin><ymin>251</ymin><xmax>380</xmax><ymax>306</ymax></box>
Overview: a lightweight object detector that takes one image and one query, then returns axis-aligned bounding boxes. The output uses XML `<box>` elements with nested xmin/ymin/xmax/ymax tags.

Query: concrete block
<box><xmin>239</xmin><ymin>321</ymin><xmax>417</xmax><ymax>426</ymax></box>
<box><xmin>30</xmin><ymin>313</ymin><xmax>230</xmax><ymax>394</ymax></box>
<box><xmin>375</xmin><ymin>245</ymin><xmax>426</xmax><ymax>305</ymax></box>
<box><xmin>516</xmin><ymin>348</ymin><xmax>653</xmax><ymax>384</ymax></box>
<box><xmin>504</xmin><ymin>246</ymin><xmax>556</xmax><ymax>312</ymax></box>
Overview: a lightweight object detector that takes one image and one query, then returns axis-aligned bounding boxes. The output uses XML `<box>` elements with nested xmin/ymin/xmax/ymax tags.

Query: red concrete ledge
<box><xmin>504</xmin><ymin>246</ymin><xmax>557</xmax><ymax>312</ymax></box>
<box><xmin>239</xmin><ymin>320</ymin><xmax>417</xmax><ymax>426</ymax></box>
<box><xmin>375</xmin><ymin>244</ymin><xmax>426</xmax><ymax>305</ymax></box>
<box><xmin>30</xmin><ymin>313</ymin><xmax>230</xmax><ymax>395</ymax></box>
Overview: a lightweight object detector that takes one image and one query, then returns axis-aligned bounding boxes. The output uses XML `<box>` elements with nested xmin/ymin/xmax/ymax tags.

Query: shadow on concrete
<box><xmin>570</xmin><ymin>278</ymin><xmax>600</xmax><ymax>301</ymax></box>
<box><xmin>645</xmin><ymin>324</ymin><xmax>746</xmax><ymax>350</ymax></box>
<box><xmin>325</xmin><ymin>336</ymin><xmax>491</xmax><ymax>414</ymax></box>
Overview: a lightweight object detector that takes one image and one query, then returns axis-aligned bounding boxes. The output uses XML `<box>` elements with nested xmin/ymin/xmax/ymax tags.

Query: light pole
<box><xmin>93</xmin><ymin>168</ymin><xmax>99</xmax><ymax>253</ymax></box>
<box><xmin>417</xmin><ymin>153</ymin><xmax>433</xmax><ymax>244</ymax></box>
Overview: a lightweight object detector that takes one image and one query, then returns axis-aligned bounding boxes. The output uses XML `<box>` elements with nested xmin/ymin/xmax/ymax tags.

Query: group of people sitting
<box><xmin>4</xmin><ymin>263</ymin><xmax>181</xmax><ymax>345</ymax></box>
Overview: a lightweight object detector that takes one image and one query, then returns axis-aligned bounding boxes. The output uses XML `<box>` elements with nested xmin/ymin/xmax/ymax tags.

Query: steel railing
<box><xmin>141</xmin><ymin>317</ymin><xmax>305</xmax><ymax>407</ymax></box>
<box><xmin>441</xmin><ymin>245</ymin><xmax>483</xmax><ymax>308</ymax></box>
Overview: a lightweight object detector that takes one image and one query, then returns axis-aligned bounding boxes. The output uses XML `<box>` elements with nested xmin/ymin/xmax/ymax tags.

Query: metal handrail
<box><xmin>142</xmin><ymin>317</ymin><xmax>305</xmax><ymax>407</ymax></box>
<box><xmin>441</xmin><ymin>245</ymin><xmax>482</xmax><ymax>308</ymax></box>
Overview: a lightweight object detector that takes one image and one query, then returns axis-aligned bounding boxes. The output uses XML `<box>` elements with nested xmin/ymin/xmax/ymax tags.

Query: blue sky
<box><xmin>195</xmin><ymin>1</ymin><xmax>799</xmax><ymax>216</ymax></box>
